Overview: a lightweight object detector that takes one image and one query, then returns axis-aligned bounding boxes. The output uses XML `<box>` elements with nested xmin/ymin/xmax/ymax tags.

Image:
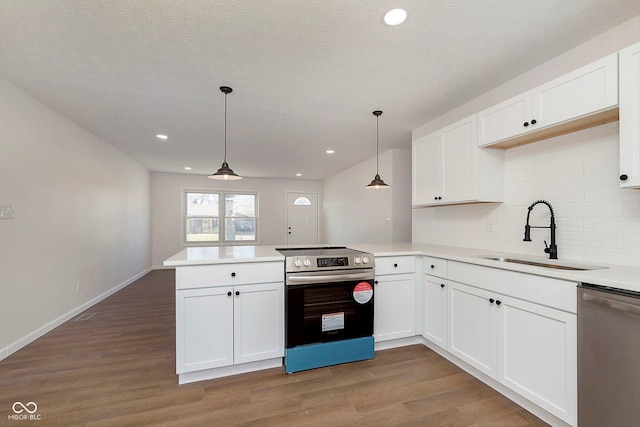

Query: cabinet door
<box><xmin>478</xmin><ymin>92</ymin><xmax>532</xmax><ymax>146</ymax></box>
<box><xmin>234</xmin><ymin>282</ymin><xmax>284</xmax><ymax>365</ymax></box>
<box><xmin>448</xmin><ymin>281</ymin><xmax>497</xmax><ymax>378</ymax></box>
<box><xmin>422</xmin><ymin>274</ymin><xmax>448</xmax><ymax>349</ymax></box>
<box><xmin>533</xmin><ymin>53</ymin><xmax>618</xmax><ymax>128</ymax></box>
<box><xmin>442</xmin><ymin>115</ymin><xmax>478</xmax><ymax>203</ymax></box>
<box><xmin>497</xmin><ymin>296</ymin><xmax>577</xmax><ymax>426</ymax></box>
<box><xmin>412</xmin><ymin>131</ymin><xmax>442</xmax><ymax>205</ymax></box>
<box><xmin>176</xmin><ymin>287</ymin><xmax>234</xmax><ymax>373</ymax></box>
<box><xmin>619</xmin><ymin>42</ymin><xmax>640</xmax><ymax>188</ymax></box>
<box><xmin>374</xmin><ymin>274</ymin><xmax>416</xmax><ymax>342</ymax></box>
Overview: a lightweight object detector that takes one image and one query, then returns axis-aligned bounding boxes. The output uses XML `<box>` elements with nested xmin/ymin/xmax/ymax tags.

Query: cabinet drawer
<box><xmin>423</xmin><ymin>256</ymin><xmax>448</xmax><ymax>279</ymax></box>
<box><xmin>448</xmin><ymin>261</ymin><xmax>576</xmax><ymax>313</ymax></box>
<box><xmin>176</xmin><ymin>262</ymin><xmax>284</xmax><ymax>290</ymax></box>
<box><xmin>375</xmin><ymin>256</ymin><xmax>415</xmax><ymax>275</ymax></box>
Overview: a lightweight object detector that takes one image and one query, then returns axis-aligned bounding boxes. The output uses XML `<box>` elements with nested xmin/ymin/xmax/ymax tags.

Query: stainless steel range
<box><xmin>276</xmin><ymin>246</ymin><xmax>375</xmax><ymax>373</ymax></box>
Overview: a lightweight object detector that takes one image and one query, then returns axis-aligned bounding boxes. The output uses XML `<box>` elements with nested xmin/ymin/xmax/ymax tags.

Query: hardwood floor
<box><xmin>0</xmin><ymin>270</ymin><xmax>547</xmax><ymax>426</ymax></box>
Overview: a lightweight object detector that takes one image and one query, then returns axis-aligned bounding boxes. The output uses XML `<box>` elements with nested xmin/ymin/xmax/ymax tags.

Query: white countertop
<box><xmin>163</xmin><ymin>245</ymin><xmax>283</xmax><ymax>266</ymax></box>
<box><xmin>164</xmin><ymin>242</ymin><xmax>640</xmax><ymax>293</ymax></box>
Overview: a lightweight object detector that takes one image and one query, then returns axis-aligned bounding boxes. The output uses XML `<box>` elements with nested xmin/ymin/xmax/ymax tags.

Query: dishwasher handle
<box><xmin>582</xmin><ymin>292</ymin><xmax>640</xmax><ymax>316</ymax></box>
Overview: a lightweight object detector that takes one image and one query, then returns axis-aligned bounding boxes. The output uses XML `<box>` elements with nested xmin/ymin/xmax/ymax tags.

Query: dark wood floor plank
<box><xmin>0</xmin><ymin>269</ymin><xmax>547</xmax><ymax>426</ymax></box>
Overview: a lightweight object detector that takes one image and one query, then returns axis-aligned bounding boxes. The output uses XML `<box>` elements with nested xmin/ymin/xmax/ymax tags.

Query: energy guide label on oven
<box><xmin>322</xmin><ymin>312</ymin><xmax>345</xmax><ymax>332</ymax></box>
<box><xmin>353</xmin><ymin>282</ymin><xmax>373</xmax><ymax>304</ymax></box>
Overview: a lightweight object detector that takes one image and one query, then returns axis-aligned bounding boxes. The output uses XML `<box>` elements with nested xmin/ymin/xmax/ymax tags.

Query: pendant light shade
<box><xmin>365</xmin><ymin>110</ymin><xmax>389</xmax><ymax>189</ymax></box>
<box><xmin>209</xmin><ymin>86</ymin><xmax>242</xmax><ymax>180</ymax></box>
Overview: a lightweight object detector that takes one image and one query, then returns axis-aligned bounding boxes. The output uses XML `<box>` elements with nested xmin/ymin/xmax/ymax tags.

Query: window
<box><xmin>293</xmin><ymin>196</ymin><xmax>312</xmax><ymax>206</ymax></box>
<box><xmin>185</xmin><ymin>191</ymin><xmax>257</xmax><ymax>243</ymax></box>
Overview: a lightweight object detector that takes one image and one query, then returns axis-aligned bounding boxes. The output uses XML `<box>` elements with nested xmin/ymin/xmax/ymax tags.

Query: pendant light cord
<box><xmin>376</xmin><ymin>113</ymin><xmax>380</xmax><ymax>174</ymax></box>
<box><xmin>223</xmin><ymin>91</ymin><xmax>228</xmax><ymax>163</ymax></box>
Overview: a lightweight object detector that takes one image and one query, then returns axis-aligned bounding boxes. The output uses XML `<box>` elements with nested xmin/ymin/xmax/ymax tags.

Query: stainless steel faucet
<box><xmin>523</xmin><ymin>200</ymin><xmax>558</xmax><ymax>259</ymax></box>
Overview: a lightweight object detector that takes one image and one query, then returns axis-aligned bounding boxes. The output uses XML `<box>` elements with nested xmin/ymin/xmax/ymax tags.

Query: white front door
<box><xmin>286</xmin><ymin>192</ymin><xmax>318</xmax><ymax>245</ymax></box>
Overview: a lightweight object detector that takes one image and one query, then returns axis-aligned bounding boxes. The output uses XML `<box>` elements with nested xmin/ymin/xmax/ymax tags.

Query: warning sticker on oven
<box><xmin>322</xmin><ymin>312</ymin><xmax>345</xmax><ymax>332</ymax></box>
<box><xmin>353</xmin><ymin>282</ymin><xmax>373</xmax><ymax>304</ymax></box>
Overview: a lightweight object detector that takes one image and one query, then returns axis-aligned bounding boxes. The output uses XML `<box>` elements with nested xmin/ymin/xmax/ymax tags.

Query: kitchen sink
<box><xmin>474</xmin><ymin>255</ymin><xmax>608</xmax><ymax>271</ymax></box>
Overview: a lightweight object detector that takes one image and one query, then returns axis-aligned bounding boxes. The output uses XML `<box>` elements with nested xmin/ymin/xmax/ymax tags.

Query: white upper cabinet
<box><xmin>412</xmin><ymin>114</ymin><xmax>504</xmax><ymax>207</ymax></box>
<box><xmin>478</xmin><ymin>53</ymin><xmax>619</xmax><ymax>147</ymax></box>
<box><xmin>619</xmin><ymin>42</ymin><xmax>640</xmax><ymax>188</ymax></box>
<box><xmin>478</xmin><ymin>92</ymin><xmax>532</xmax><ymax>146</ymax></box>
<box><xmin>412</xmin><ymin>131</ymin><xmax>442</xmax><ymax>206</ymax></box>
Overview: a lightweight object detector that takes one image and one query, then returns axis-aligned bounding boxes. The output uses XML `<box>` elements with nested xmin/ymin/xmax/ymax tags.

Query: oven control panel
<box><xmin>286</xmin><ymin>254</ymin><xmax>373</xmax><ymax>272</ymax></box>
<box><xmin>317</xmin><ymin>257</ymin><xmax>349</xmax><ymax>268</ymax></box>
<box><xmin>279</xmin><ymin>247</ymin><xmax>375</xmax><ymax>272</ymax></box>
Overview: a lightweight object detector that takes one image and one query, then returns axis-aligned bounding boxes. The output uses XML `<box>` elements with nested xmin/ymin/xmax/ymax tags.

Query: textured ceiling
<box><xmin>1</xmin><ymin>1</ymin><xmax>639</xmax><ymax>180</ymax></box>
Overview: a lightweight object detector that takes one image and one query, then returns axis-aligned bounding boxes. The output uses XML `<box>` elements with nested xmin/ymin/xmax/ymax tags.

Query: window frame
<box><xmin>183</xmin><ymin>189</ymin><xmax>258</xmax><ymax>245</ymax></box>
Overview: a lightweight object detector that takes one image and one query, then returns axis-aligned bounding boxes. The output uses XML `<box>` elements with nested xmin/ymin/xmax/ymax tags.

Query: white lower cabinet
<box><xmin>448</xmin><ymin>281</ymin><xmax>497</xmax><ymax>378</ymax></box>
<box><xmin>422</xmin><ymin>256</ymin><xmax>449</xmax><ymax>350</ymax></box>
<box><xmin>498</xmin><ymin>295</ymin><xmax>576</xmax><ymax>425</ymax></box>
<box><xmin>374</xmin><ymin>256</ymin><xmax>416</xmax><ymax>342</ymax></box>
<box><xmin>374</xmin><ymin>273</ymin><xmax>416</xmax><ymax>341</ymax></box>
<box><xmin>446</xmin><ymin>263</ymin><xmax>577</xmax><ymax>426</ymax></box>
<box><xmin>233</xmin><ymin>282</ymin><xmax>285</xmax><ymax>365</ymax></box>
<box><xmin>177</xmin><ymin>286</ymin><xmax>234</xmax><ymax>373</ymax></box>
<box><xmin>176</xmin><ymin>281</ymin><xmax>284</xmax><ymax>375</ymax></box>
<box><xmin>422</xmin><ymin>274</ymin><xmax>448</xmax><ymax>350</ymax></box>
<box><xmin>175</xmin><ymin>261</ymin><xmax>284</xmax><ymax>379</ymax></box>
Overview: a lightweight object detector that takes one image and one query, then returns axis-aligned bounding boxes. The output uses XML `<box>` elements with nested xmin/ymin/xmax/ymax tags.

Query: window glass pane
<box><xmin>186</xmin><ymin>193</ymin><xmax>219</xmax><ymax>217</ymax></box>
<box><xmin>225</xmin><ymin>218</ymin><xmax>256</xmax><ymax>241</ymax></box>
<box><xmin>225</xmin><ymin>194</ymin><xmax>255</xmax><ymax>217</ymax></box>
<box><xmin>293</xmin><ymin>196</ymin><xmax>312</xmax><ymax>206</ymax></box>
<box><xmin>186</xmin><ymin>218</ymin><xmax>220</xmax><ymax>242</ymax></box>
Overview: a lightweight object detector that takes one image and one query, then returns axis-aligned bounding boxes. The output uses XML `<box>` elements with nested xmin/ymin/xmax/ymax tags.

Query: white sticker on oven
<box><xmin>353</xmin><ymin>282</ymin><xmax>373</xmax><ymax>304</ymax></box>
<box><xmin>322</xmin><ymin>312</ymin><xmax>345</xmax><ymax>332</ymax></box>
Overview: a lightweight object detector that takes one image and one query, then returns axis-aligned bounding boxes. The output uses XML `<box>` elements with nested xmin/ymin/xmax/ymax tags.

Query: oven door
<box><xmin>285</xmin><ymin>269</ymin><xmax>374</xmax><ymax>348</ymax></box>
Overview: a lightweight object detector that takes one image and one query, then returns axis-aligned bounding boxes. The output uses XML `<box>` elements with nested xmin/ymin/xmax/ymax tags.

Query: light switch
<box><xmin>0</xmin><ymin>205</ymin><xmax>15</xmax><ymax>219</ymax></box>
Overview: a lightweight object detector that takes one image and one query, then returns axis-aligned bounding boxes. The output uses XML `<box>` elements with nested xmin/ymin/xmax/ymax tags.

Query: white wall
<box><xmin>0</xmin><ymin>76</ymin><xmax>151</xmax><ymax>359</ymax></box>
<box><xmin>151</xmin><ymin>173</ymin><xmax>323</xmax><ymax>266</ymax></box>
<box><xmin>322</xmin><ymin>149</ymin><xmax>412</xmax><ymax>245</ymax></box>
<box><xmin>412</xmin><ymin>16</ymin><xmax>640</xmax><ymax>268</ymax></box>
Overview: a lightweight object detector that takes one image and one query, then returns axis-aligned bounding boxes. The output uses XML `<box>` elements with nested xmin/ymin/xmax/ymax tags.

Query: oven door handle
<box><xmin>287</xmin><ymin>272</ymin><xmax>374</xmax><ymax>285</ymax></box>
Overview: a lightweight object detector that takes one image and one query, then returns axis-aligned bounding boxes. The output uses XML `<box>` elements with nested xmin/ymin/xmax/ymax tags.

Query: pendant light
<box><xmin>365</xmin><ymin>110</ymin><xmax>389</xmax><ymax>189</ymax></box>
<box><xmin>209</xmin><ymin>86</ymin><xmax>242</xmax><ymax>180</ymax></box>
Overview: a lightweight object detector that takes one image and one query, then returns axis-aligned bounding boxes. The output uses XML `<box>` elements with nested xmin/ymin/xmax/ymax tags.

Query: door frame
<box><xmin>286</xmin><ymin>191</ymin><xmax>320</xmax><ymax>245</ymax></box>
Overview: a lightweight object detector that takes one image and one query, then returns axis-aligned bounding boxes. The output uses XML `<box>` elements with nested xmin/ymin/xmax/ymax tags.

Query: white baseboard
<box><xmin>0</xmin><ymin>267</ymin><xmax>152</xmax><ymax>362</ymax></box>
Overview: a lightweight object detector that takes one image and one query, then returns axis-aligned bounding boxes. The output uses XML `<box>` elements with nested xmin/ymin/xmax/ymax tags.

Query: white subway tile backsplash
<box><xmin>623</xmin><ymin>234</ymin><xmax>640</xmax><ymax>250</ymax></box>
<box><xmin>621</xmin><ymin>199</ymin><xmax>640</xmax><ymax>217</ymax></box>
<box><xmin>413</xmin><ymin>122</ymin><xmax>640</xmax><ymax>268</ymax></box>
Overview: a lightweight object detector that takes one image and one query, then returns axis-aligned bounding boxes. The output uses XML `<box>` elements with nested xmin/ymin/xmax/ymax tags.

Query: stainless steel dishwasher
<box><xmin>578</xmin><ymin>284</ymin><xmax>640</xmax><ymax>427</ymax></box>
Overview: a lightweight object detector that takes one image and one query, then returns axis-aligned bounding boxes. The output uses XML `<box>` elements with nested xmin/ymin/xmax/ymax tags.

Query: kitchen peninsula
<box><xmin>165</xmin><ymin>242</ymin><xmax>640</xmax><ymax>427</ymax></box>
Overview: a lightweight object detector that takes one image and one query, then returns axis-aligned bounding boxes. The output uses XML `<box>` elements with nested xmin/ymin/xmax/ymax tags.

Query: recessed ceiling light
<box><xmin>326</xmin><ymin>149</ymin><xmax>335</xmax><ymax>154</ymax></box>
<box><xmin>156</xmin><ymin>134</ymin><xmax>168</xmax><ymax>140</ymax></box>
<box><xmin>384</xmin><ymin>8</ymin><xmax>407</xmax><ymax>26</ymax></box>
<box><xmin>184</xmin><ymin>167</ymin><xmax>192</xmax><ymax>170</ymax></box>
<box><xmin>296</xmin><ymin>173</ymin><xmax>302</xmax><ymax>177</ymax></box>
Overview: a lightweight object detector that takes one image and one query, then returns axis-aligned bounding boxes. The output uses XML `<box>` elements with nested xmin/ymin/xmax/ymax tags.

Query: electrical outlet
<box><xmin>487</xmin><ymin>218</ymin><xmax>496</xmax><ymax>232</ymax></box>
<box><xmin>0</xmin><ymin>205</ymin><xmax>14</xmax><ymax>219</ymax></box>
<box><xmin>76</xmin><ymin>281</ymin><xmax>81</xmax><ymax>293</ymax></box>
